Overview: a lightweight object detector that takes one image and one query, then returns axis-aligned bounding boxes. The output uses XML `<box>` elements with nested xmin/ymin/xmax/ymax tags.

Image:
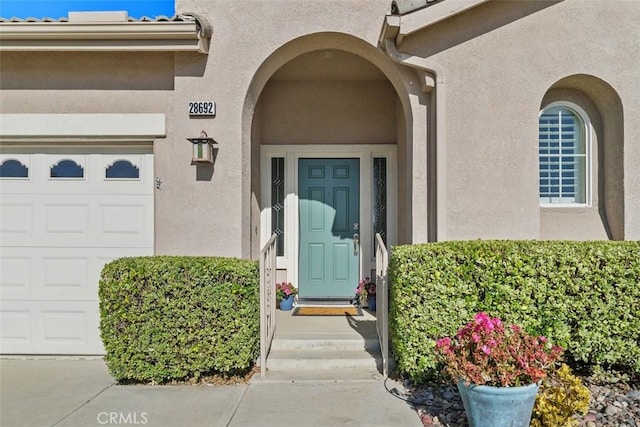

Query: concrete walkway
<box><xmin>0</xmin><ymin>359</ymin><xmax>421</xmax><ymax>427</ymax></box>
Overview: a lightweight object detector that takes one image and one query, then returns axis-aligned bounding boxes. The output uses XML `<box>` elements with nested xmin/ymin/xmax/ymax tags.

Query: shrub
<box><xmin>531</xmin><ymin>364</ymin><xmax>591</xmax><ymax>427</ymax></box>
<box><xmin>436</xmin><ymin>312</ymin><xmax>563</xmax><ymax>387</ymax></box>
<box><xmin>389</xmin><ymin>240</ymin><xmax>640</xmax><ymax>383</ymax></box>
<box><xmin>99</xmin><ymin>256</ymin><xmax>259</xmax><ymax>383</ymax></box>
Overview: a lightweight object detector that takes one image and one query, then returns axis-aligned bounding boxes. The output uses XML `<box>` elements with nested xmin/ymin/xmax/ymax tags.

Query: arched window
<box><xmin>50</xmin><ymin>159</ymin><xmax>84</xmax><ymax>178</ymax></box>
<box><xmin>0</xmin><ymin>159</ymin><xmax>29</xmax><ymax>178</ymax></box>
<box><xmin>539</xmin><ymin>103</ymin><xmax>590</xmax><ymax>205</ymax></box>
<box><xmin>105</xmin><ymin>160</ymin><xmax>140</xmax><ymax>179</ymax></box>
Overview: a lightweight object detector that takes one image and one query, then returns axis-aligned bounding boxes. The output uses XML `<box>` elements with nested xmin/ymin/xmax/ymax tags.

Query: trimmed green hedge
<box><xmin>389</xmin><ymin>241</ymin><xmax>640</xmax><ymax>383</ymax></box>
<box><xmin>99</xmin><ymin>256</ymin><xmax>259</xmax><ymax>383</ymax></box>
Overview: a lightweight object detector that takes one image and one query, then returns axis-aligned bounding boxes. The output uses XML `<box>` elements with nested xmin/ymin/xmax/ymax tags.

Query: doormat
<box><xmin>292</xmin><ymin>306</ymin><xmax>363</xmax><ymax>317</ymax></box>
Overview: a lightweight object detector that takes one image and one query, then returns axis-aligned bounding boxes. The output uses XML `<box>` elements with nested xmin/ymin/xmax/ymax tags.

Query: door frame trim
<box><xmin>260</xmin><ymin>144</ymin><xmax>397</xmax><ymax>289</ymax></box>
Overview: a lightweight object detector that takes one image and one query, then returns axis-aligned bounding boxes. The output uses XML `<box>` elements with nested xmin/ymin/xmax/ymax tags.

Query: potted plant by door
<box><xmin>353</xmin><ymin>277</ymin><xmax>377</xmax><ymax>311</ymax></box>
<box><xmin>276</xmin><ymin>282</ymin><xmax>297</xmax><ymax>311</ymax></box>
<box><xmin>435</xmin><ymin>312</ymin><xmax>563</xmax><ymax>427</ymax></box>
<box><xmin>364</xmin><ymin>281</ymin><xmax>376</xmax><ymax>311</ymax></box>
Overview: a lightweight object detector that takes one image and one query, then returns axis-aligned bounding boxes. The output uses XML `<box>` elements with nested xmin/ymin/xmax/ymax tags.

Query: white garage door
<box><xmin>0</xmin><ymin>147</ymin><xmax>154</xmax><ymax>354</ymax></box>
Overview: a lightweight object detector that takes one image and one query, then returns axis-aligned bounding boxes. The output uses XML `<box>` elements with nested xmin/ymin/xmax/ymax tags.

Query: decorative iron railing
<box><xmin>259</xmin><ymin>233</ymin><xmax>278</xmax><ymax>378</ymax></box>
<box><xmin>375</xmin><ymin>233</ymin><xmax>390</xmax><ymax>377</ymax></box>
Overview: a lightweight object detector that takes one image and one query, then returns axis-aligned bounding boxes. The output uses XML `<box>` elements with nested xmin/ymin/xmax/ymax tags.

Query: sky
<box><xmin>0</xmin><ymin>0</ymin><xmax>175</xmax><ymax>19</ymax></box>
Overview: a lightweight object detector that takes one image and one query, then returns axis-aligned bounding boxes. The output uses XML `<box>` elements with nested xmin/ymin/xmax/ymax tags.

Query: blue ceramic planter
<box><xmin>367</xmin><ymin>295</ymin><xmax>377</xmax><ymax>311</ymax></box>
<box><xmin>279</xmin><ymin>295</ymin><xmax>294</xmax><ymax>311</ymax></box>
<box><xmin>457</xmin><ymin>380</ymin><xmax>539</xmax><ymax>427</ymax></box>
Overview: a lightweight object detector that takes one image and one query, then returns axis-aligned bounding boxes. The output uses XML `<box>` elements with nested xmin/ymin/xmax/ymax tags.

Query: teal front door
<box><xmin>298</xmin><ymin>158</ymin><xmax>360</xmax><ymax>298</ymax></box>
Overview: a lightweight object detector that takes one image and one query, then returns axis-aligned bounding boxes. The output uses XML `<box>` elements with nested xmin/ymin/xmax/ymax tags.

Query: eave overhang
<box><xmin>0</xmin><ymin>14</ymin><xmax>211</xmax><ymax>53</ymax></box>
<box><xmin>380</xmin><ymin>0</ymin><xmax>490</xmax><ymax>46</ymax></box>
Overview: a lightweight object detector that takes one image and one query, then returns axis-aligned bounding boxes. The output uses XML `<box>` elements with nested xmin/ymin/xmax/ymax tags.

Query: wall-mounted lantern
<box><xmin>187</xmin><ymin>130</ymin><xmax>217</xmax><ymax>163</ymax></box>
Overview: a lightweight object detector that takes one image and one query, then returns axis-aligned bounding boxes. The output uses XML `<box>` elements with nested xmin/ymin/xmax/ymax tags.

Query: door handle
<box><xmin>353</xmin><ymin>233</ymin><xmax>360</xmax><ymax>256</ymax></box>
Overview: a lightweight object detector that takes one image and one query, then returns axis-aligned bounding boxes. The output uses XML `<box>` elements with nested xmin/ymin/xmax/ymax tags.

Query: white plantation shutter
<box><xmin>539</xmin><ymin>105</ymin><xmax>588</xmax><ymax>205</ymax></box>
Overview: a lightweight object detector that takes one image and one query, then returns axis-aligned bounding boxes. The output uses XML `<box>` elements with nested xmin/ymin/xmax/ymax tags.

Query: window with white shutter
<box><xmin>539</xmin><ymin>103</ymin><xmax>590</xmax><ymax>205</ymax></box>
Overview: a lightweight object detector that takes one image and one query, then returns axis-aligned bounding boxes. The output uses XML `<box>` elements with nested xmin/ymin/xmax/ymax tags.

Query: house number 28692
<box><xmin>188</xmin><ymin>101</ymin><xmax>216</xmax><ymax>116</ymax></box>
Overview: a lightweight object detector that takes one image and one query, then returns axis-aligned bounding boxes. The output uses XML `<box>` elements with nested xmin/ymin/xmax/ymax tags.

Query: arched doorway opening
<box><xmin>244</xmin><ymin>32</ymin><xmax>412</xmax><ymax>300</ymax></box>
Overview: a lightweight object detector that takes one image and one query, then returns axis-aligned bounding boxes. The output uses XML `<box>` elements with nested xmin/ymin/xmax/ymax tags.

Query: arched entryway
<box><xmin>243</xmin><ymin>32</ymin><xmax>412</xmax><ymax>300</ymax></box>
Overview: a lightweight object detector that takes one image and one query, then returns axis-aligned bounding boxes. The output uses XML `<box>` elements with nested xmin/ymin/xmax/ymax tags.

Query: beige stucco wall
<box><xmin>398</xmin><ymin>0</ymin><xmax>640</xmax><ymax>240</ymax></box>
<box><xmin>2</xmin><ymin>0</ymin><xmax>638</xmax><ymax>262</ymax></box>
<box><xmin>0</xmin><ymin>51</ymin><xmax>174</xmax><ymax>110</ymax></box>
<box><xmin>260</xmin><ymin>80</ymin><xmax>397</xmax><ymax>145</ymax></box>
<box><xmin>0</xmin><ymin>0</ymin><xmax>420</xmax><ymax>259</ymax></box>
<box><xmin>171</xmin><ymin>0</ymin><xmax>416</xmax><ymax>257</ymax></box>
<box><xmin>258</xmin><ymin>49</ymin><xmax>398</xmax><ymax>145</ymax></box>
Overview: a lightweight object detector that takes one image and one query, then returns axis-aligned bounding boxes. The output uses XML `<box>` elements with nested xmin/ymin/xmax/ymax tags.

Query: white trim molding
<box><xmin>0</xmin><ymin>14</ymin><xmax>211</xmax><ymax>53</ymax></box>
<box><xmin>0</xmin><ymin>114</ymin><xmax>166</xmax><ymax>143</ymax></box>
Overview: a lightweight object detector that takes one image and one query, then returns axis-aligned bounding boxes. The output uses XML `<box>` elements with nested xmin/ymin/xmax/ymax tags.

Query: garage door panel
<box><xmin>0</xmin><ymin>202</ymin><xmax>33</xmax><ymax>235</ymax></box>
<box><xmin>0</xmin><ymin>256</ymin><xmax>32</xmax><ymax>299</ymax></box>
<box><xmin>2</xmin><ymin>247</ymin><xmax>151</xmax><ymax>301</ymax></box>
<box><xmin>1</xmin><ymin>196</ymin><xmax>152</xmax><ymax>248</ymax></box>
<box><xmin>0</xmin><ymin>300</ymin><xmax>103</xmax><ymax>354</ymax></box>
<box><xmin>1</xmin><ymin>251</ymin><xmax>93</xmax><ymax>301</ymax></box>
<box><xmin>0</xmin><ymin>308</ymin><xmax>32</xmax><ymax>353</ymax></box>
<box><xmin>100</xmin><ymin>204</ymin><xmax>145</xmax><ymax>234</ymax></box>
<box><xmin>97</xmin><ymin>200</ymin><xmax>153</xmax><ymax>246</ymax></box>
<box><xmin>1</xmin><ymin>148</ymin><xmax>152</xmax><ymax>355</ymax></box>
<box><xmin>44</xmin><ymin>203</ymin><xmax>90</xmax><ymax>235</ymax></box>
<box><xmin>42</xmin><ymin>256</ymin><xmax>90</xmax><ymax>291</ymax></box>
<box><xmin>41</xmin><ymin>309</ymin><xmax>90</xmax><ymax>347</ymax></box>
<box><xmin>37</xmin><ymin>301</ymin><xmax>103</xmax><ymax>354</ymax></box>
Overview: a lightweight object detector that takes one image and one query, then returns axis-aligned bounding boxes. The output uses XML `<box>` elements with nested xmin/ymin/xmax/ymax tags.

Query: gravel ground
<box><xmin>403</xmin><ymin>376</ymin><xmax>640</xmax><ymax>427</ymax></box>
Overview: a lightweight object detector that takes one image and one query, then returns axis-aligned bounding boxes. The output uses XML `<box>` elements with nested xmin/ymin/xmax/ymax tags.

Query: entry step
<box><xmin>270</xmin><ymin>337</ymin><xmax>380</xmax><ymax>352</ymax></box>
<box><xmin>266</xmin><ymin>349</ymin><xmax>380</xmax><ymax>370</ymax></box>
<box><xmin>251</xmin><ymin>368</ymin><xmax>383</xmax><ymax>383</ymax></box>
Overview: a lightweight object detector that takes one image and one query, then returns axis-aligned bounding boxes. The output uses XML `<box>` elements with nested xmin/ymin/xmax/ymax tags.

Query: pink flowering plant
<box><xmin>352</xmin><ymin>277</ymin><xmax>376</xmax><ymax>306</ymax></box>
<box><xmin>435</xmin><ymin>312</ymin><xmax>563</xmax><ymax>387</ymax></box>
<box><xmin>275</xmin><ymin>282</ymin><xmax>297</xmax><ymax>300</ymax></box>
